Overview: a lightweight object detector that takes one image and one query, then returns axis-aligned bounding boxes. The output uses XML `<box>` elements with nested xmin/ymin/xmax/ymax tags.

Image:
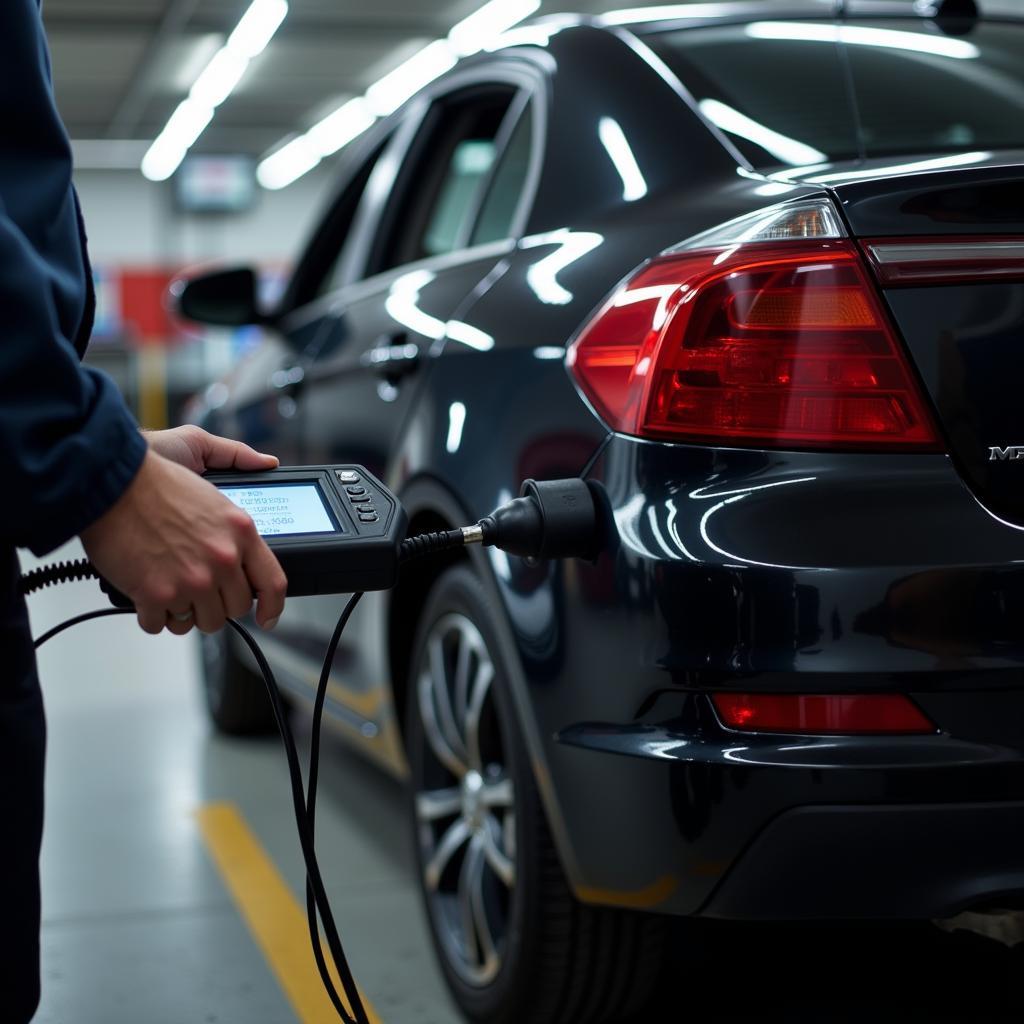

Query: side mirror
<box><xmin>172</xmin><ymin>267</ymin><xmax>264</xmax><ymax>327</ymax></box>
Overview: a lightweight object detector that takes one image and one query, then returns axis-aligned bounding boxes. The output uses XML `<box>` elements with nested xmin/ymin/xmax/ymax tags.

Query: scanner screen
<box><xmin>219</xmin><ymin>483</ymin><xmax>338</xmax><ymax>537</ymax></box>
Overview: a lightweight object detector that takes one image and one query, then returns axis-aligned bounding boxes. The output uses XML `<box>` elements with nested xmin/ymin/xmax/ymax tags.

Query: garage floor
<box><xmin>24</xmin><ymin>545</ymin><xmax>1024</xmax><ymax>1024</ymax></box>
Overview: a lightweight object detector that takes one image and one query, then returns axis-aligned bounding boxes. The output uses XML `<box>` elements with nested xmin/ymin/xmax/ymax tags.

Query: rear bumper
<box><xmin>704</xmin><ymin>801</ymin><xmax>1024</xmax><ymax>921</ymax></box>
<box><xmin>508</xmin><ymin>438</ymin><xmax>1024</xmax><ymax>921</ymax></box>
<box><xmin>554</xmin><ymin>698</ymin><xmax>1024</xmax><ymax>920</ymax></box>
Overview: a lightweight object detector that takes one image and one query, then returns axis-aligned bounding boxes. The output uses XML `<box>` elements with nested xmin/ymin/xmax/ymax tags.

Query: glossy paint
<box><xmin>192</xmin><ymin>7</ymin><xmax>1024</xmax><ymax>921</ymax></box>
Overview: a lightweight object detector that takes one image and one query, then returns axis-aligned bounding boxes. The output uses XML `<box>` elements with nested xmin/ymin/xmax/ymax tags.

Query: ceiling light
<box><xmin>256</xmin><ymin>135</ymin><xmax>321</xmax><ymax>190</ymax></box>
<box><xmin>448</xmin><ymin>0</ymin><xmax>541</xmax><ymax>57</ymax></box>
<box><xmin>258</xmin><ymin>0</ymin><xmax>542</xmax><ymax>190</ymax></box>
<box><xmin>141</xmin><ymin>0</ymin><xmax>288</xmax><ymax>182</ymax></box>
<box><xmin>227</xmin><ymin>0</ymin><xmax>289</xmax><ymax>58</ymax></box>
<box><xmin>306</xmin><ymin>97</ymin><xmax>377</xmax><ymax>158</ymax></box>
<box><xmin>142</xmin><ymin>98</ymin><xmax>215</xmax><ymax>181</ymax></box>
<box><xmin>365</xmin><ymin>40</ymin><xmax>458</xmax><ymax>117</ymax></box>
<box><xmin>190</xmin><ymin>47</ymin><xmax>249</xmax><ymax>107</ymax></box>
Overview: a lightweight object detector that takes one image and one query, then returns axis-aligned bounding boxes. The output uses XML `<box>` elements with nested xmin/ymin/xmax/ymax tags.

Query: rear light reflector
<box><xmin>567</xmin><ymin>200</ymin><xmax>941</xmax><ymax>450</ymax></box>
<box><xmin>863</xmin><ymin>237</ymin><xmax>1024</xmax><ymax>286</ymax></box>
<box><xmin>711</xmin><ymin>693</ymin><xmax>936</xmax><ymax>735</ymax></box>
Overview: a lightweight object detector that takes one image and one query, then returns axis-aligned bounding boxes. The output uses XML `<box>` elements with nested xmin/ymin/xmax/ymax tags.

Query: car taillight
<box><xmin>567</xmin><ymin>199</ymin><xmax>941</xmax><ymax>451</ymax></box>
<box><xmin>711</xmin><ymin>693</ymin><xmax>936</xmax><ymax>735</ymax></box>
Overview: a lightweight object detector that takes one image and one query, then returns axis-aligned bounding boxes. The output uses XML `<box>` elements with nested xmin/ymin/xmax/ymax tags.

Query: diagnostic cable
<box><xmin>21</xmin><ymin>466</ymin><xmax>605</xmax><ymax>1023</ymax></box>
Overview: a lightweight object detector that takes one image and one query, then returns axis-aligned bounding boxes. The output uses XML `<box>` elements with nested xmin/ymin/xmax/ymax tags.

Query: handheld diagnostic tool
<box><xmin>100</xmin><ymin>465</ymin><xmax>407</xmax><ymax>607</ymax></box>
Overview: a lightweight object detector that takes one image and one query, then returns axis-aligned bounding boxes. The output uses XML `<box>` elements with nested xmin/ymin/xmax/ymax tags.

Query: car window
<box><xmin>470</xmin><ymin>101</ymin><xmax>534</xmax><ymax>246</ymax></box>
<box><xmin>645</xmin><ymin>24</ymin><xmax>854</xmax><ymax>168</ymax></box>
<box><xmin>313</xmin><ymin>138</ymin><xmax>391</xmax><ymax>299</ymax></box>
<box><xmin>372</xmin><ymin>88</ymin><xmax>516</xmax><ymax>273</ymax></box>
<box><xmin>646</xmin><ymin>19</ymin><xmax>1024</xmax><ymax>168</ymax></box>
<box><xmin>843</xmin><ymin>20</ymin><xmax>1024</xmax><ymax>157</ymax></box>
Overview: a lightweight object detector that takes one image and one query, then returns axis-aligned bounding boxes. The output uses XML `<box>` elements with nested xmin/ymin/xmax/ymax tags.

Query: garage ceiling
<box><xmin>42</xmin><ymin>0</ymin><xmax>658</xmax><ymax>163</ymax></box>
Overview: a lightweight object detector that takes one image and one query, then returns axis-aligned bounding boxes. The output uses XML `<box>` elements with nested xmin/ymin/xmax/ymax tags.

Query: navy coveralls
<box><xmin>1</xmin><ymin>2</ymin><xmax>147</xmax><ymax>1018</ymax></box>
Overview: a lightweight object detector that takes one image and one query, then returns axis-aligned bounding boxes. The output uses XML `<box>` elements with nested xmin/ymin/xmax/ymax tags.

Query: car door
<box><xmin>268</xmin><ymin>74</ymin><xmax>538</xmax><ymax>752</ymax></box>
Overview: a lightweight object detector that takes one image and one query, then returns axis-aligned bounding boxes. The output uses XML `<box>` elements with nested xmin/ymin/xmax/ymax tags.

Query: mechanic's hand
<box><xmin>144</xmin><ymin>425</ymin><xmax>278</xmax><ymax>475</ymax></box>
<box><xmin>81</xmin><ymin>450</ymin><xmax>287</xmax><ymax>636</ymax></box>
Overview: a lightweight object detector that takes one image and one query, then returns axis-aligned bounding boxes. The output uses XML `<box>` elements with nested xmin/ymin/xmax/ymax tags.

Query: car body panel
<box><xmin>189</xmin><ymin>7</ymin><xmax>1024</xmax><ymax>921</ymax></box>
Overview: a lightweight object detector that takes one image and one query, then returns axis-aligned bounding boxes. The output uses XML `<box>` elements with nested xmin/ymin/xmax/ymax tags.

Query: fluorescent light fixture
<box><xmin>190</xmin><ymin>47</ymin><xmax>249</xmax><ymax>107</ymax></box>
<box><xmin>173</xmin><ymin>33</ymin><xmax>224</xmax><ymax>91</ymax></box>
<box><xmin>258</xmin><ymin>1</ymin><xmax>543</xmax><ymax>190</ymax></box>
<box><xmin>256</xmin><ymin>135</ymin><xmax>320</xmax><ymax>190</ymax></box>
<box><xmin>745</xmin><ymin>21</ymin><xmax>980</xmax><ymax>60</ymax></box>
<box><xmin>448</xmin><ymin>0</ymin><xmax>541</xmax><ymax>57</ymax></box>
<box><xmin>698</xmin><ymin>98</ymin><xmax>826</xmax><ymax>166</ymax></box>
<box><xmin>227</xmin><ymin>0</ymin><xmax>289</xmax><ymax>58</ymax></box>
<box><xmin>366</xmin><ymin>39</ymin><xmax>457</xmax><ymax>117</ymax></box>
<box><xmin>142</xmin><ymin>0</ymin><xmax>288</xmax><ymax>182</ymax></box>
<box><xmin>306</xmin><ymin>97</ymin><xmax>377</xmax><ymax>158</ymax></box>
<box><xmin>598</xmin><ymin>117</ymin><xmax>648</xmax><ymax>201</ymax></box>
<box><xmin>142</xmin><ymin>98</ymin><xmax>215</xmax><ymax>181</ymax></box>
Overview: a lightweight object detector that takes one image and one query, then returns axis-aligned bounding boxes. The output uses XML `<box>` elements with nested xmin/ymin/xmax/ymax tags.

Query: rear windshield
<box><xmin>646</xmin><ymin>18</ymin><xmax>1024</xmax><ymax>168</ymax></box>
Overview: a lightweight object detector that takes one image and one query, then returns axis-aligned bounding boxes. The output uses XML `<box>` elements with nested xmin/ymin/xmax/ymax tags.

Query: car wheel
<box><xmin>407</xmin><ymin>565</ymin><xmax>667</xmax><ymax>1024</ymax></box>
<box><xmin>200</xmin><ymin>629</ymin><xmax>278</xmax><ymax>735</ymax></box>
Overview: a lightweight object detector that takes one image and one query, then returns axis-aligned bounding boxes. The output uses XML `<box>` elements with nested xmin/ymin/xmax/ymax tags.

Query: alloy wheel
<box><xmin>414</xmin><ymin>612</ymin><xmax>516</xmax><ymax>987</ymax></box>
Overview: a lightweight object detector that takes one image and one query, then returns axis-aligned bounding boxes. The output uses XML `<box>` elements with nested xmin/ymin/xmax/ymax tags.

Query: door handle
<box><xmin>362</xmin><ymin>334</ymin><xmax>420</xmax><ymax>381</ymax></box>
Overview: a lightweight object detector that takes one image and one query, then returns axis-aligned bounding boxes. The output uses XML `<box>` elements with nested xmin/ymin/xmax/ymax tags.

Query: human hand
<box><xmin>81</xmin><ymin>450</ymin><xmax>287</xmax><ymax>636</ymax></box>
<box><xmin>144</xmin><ymin>425</ymin><xmax>278</xmax><ymax>475</ymax></box>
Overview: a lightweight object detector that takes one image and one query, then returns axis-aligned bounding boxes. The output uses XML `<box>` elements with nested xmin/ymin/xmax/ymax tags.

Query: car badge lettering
<box><xmin>989</xmin><ymin>446</ymin><xmax>1024</xmax><ymax>461</ymax></box>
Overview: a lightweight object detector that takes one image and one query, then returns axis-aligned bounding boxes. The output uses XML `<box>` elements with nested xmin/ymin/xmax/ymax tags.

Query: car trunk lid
<box><xmin>819</xmin><ymin>157</ymin><xmax>1024</xmax><ymax>523</ymax></box>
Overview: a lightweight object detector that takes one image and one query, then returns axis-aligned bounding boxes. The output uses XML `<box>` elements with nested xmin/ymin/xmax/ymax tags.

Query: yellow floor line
<box><xmin>196</xmin><ymin>801</ymin><xmax>383</xmax><ymax>1024</ymax></box>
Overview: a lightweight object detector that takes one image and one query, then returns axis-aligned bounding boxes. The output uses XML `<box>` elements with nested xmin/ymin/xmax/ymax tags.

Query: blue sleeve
<box><xmin>0</xmin><ymin>0</ymin><xmax>147</xmax><ymax>555</ymax></box>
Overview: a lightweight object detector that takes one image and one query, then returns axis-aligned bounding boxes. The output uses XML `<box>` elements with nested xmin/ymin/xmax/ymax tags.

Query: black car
<box><xmin>182</xmin><ymin>2</ymin><xmax>1024</xmax><ymax>1021</ymax></box>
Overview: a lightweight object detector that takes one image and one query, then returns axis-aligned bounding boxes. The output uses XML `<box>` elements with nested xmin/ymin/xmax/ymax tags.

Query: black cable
<box><xmin>399</xmin><ymin>529</ymin><xmax>465</xmax><ymax>563</ymax></box>
<box><xmin>33</xmin><ymin>606</ymin><xmax>133</xmax><ymax>648</ymax></box>
<box><xmin>32</xmin><ymin>601</ymin><xmax>369</xmax><ymax>1024</ymax></box>
<box><xmin>305</xmin><ymin>592</ymin><xmax>366</xmax><ymax>1024</ymax></box>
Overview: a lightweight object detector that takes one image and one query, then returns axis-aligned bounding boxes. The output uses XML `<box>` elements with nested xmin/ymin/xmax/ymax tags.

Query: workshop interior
<box><xmin>19</xmin><ymin>0</ymin><xmax>1024</xmax><ymax>1021</ymax></box>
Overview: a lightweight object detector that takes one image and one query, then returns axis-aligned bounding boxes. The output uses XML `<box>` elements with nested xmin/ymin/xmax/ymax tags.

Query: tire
<box><xmin>200</xmin><ymin>629</ymin><xmax>278</xmax><ymax>735</ymax></box>
<box><xmin>406</xmin><ymin>565</ymin><xmax>667</xmax><ymax>1024</ymax></box>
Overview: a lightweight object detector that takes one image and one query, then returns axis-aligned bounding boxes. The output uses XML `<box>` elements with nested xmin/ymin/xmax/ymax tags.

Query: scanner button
<box><xmin>356</xmin><ymin>504</ymin><xmax>375</xmax><ymax>514</ymax></box>
<box><xmin>346</xmin><ymin>485</ymin><xmax>367</xmax><ymax>497</ymax></box>
<box><xmin>359</xmin><ymin>513</ymin><xmax>379</xmax><ymax>523</ymax></box>
<box><xmin>337</xmin><ymin>470</ymin><xmax>360</xmax><ymax>484</ymax></box>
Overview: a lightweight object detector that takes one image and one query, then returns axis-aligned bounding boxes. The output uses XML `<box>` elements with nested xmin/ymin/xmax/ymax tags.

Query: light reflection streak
<box><xmin>521</xmin><ymin>229</ymin><xmax>604</xmax><ymax>305</ymax></box>
<box><xmin>598</xmin><ymin>117</ymin><xmax>648</xmax><ymax>201</ymax></box>
<box><xmin>385</xmin><ymin>268</ymin><xmax>495</xmax><ymax>350</ymax></box>
<box><xmin>698</xmin><ymin>98</ymin><xmax>826</xmax><ymax>166</ymax></box>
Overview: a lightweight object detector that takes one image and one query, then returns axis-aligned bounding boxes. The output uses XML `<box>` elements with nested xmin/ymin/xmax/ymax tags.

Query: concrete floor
<box><xmin>22</xmin><ymin>544</ymin><xmax>1024</xmax><ymax>1024</ymax></box>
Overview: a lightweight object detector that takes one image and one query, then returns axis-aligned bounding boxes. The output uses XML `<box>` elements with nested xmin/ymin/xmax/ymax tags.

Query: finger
<box><xmin>165</xmin><ymin>609</ymin><xmax>195</xmax><ymax>636</ymax></box>
<box><xmin>136</xmin><ymin>602</ymin><xmax>167</xmax><ymax>635</ymax></box>
<box><xmin>191</xmin><ymin>589</ymin><xmax>229</xmax><ymax>635</ymax></box>
<box><xmin>220</xmin><ymin>566</ymin><xmax>254</xmax><ymax>621</ymax></box>
<box><xmin>199</xmin><ymin>432</ymin><xmax>279</xmax><ymax>472</ymax></box>
<box><xmin>243</xmin><ymin>537</ymin><xmax>287</xmax><ymax>629</ymax></box>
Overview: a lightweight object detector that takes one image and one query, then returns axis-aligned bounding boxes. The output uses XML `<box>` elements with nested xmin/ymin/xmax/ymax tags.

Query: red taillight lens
<box><xmin>711</xmin><ymin>693</ymin><xmax>936</xmax><ymax>735</ymax></box>
<box><xmin>568</xmin><ymin>239</ymin><xmax>941</xmax><ymax>450</ymax></box>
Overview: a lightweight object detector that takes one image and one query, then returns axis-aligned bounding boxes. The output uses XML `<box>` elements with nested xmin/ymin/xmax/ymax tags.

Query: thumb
<box><xmin>200</xmin><ymin>433</ymin><xmax>279</xmax><ymax>471</ymax></box>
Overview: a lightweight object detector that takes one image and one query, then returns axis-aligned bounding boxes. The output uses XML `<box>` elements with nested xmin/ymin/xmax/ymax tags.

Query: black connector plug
<box><xmin>478</xmin><ymin>478</ymin><xmax>604</xmax><ymax>562</ymax></box>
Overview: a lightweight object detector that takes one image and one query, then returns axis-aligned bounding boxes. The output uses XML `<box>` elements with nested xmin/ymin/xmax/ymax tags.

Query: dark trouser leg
<box><xmin>0</xmin><ymin>549</ymin><xmax>46</xmax><ymax>1023</ymax></box>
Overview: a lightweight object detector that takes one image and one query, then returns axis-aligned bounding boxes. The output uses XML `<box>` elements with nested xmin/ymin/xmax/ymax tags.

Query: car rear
<box><xmin>552</xmin><ymin>3</ymin><xmax>1024</xmax><ymax>922</ymax></box>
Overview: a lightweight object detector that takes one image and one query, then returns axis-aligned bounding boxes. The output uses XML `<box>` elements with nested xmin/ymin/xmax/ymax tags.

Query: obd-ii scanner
<box><xmin>20</xmin><ymin>465</ymin><xmax>606</xmax><ymax>1024</ymax></box>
